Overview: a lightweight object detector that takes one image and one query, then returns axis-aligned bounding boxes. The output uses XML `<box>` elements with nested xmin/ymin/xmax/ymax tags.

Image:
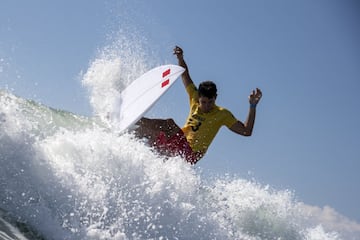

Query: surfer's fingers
<box><xmin>248</xmin><ymin>90</ymin><xmax>255</xmax><ymax>102</ymax></box>
<box><xmin>256</xmin><ymin>88</ymin><xmax>262</xmax><ymax>98</ymax></box>
<box><xmin>173</xmin><ymin>46</ymin><xmax>183</xmax><ymax>55</ymax></box>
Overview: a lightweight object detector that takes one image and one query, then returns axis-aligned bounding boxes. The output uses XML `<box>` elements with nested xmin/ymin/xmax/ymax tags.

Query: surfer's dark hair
<box><xmin>198</xmin><ymin>81</ymin><xmax>217</xmax><ymax>99</ymax></box>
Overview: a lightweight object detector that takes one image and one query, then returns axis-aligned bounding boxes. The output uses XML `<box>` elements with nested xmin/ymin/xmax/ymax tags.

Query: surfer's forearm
<box><xmin>177</xmin><ymin>53</ymin><xmax>193</xmax><ymax>87</ymax></box>
<box><xmin>177</xmin><ymin>55</ymin><xmax>187</xmax><ymax>68</ymax></box>
<box><xmin>243</xmin><ymin>106</ymin><xmax>256</xmax><ymax>136</ymax></box>
<box><xmin>240</xmin><ymin>88</ymin><xmax>261</xmax><ymax>135</ymax></box>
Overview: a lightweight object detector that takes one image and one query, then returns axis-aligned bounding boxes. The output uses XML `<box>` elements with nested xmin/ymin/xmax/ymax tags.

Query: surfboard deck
<box><xmin>115</xmin><ymin>64</ymin><xmax>185</xmax><ymax>133</ymax></box>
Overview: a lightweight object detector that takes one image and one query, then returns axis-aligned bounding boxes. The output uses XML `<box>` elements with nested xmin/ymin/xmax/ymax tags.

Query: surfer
<box><xmin>135</xmin><ymin>46</ymin><xmax>262</xmax><ymax>164</ymax></box>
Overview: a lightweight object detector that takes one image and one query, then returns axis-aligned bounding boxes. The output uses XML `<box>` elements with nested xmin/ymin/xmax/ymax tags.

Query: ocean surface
<box><xmin>1</xmin><ymin>41</ymin><xmax>359</xmax><ymax>240</ymax></box>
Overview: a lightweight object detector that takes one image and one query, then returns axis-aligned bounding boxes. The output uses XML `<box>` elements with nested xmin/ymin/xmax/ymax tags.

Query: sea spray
<box><xmin>0</xmin><ymin>91</ymin><xmax>346</xmax><ymax>239</ymax></box>
<box><xmin>0</xmin><ymin>31</ymin><xmax>354</xmax><ymax>239</ymax></box>
<box><xmin>81</xmin><ymin>30</ymin><xmax>153</xmax><ymax>125</ymax></box>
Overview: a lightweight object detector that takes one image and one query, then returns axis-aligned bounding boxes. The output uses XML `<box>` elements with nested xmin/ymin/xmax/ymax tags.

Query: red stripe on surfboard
<box><xmin>161</xmin><ymin>79</ymin><xmax>170</xmax><ymax>88</ymax></box>
<box><xmin>162</xmin><ymin>68</ymin><xmax>171</xmax><ymax>78</ymax></box>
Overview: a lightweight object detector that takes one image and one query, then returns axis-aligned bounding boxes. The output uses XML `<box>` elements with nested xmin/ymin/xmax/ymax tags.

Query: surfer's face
<box><xmin>199</xmin><ymin>96</ymin><xmax>215</xmax><ymax>113</ymax></box>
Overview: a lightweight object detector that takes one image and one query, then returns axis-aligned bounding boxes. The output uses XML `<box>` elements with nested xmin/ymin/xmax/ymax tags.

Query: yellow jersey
<box><xmin>181</xmin><ymin>83</ymin><xmax>238</xmax><ymax>154</ymax></box>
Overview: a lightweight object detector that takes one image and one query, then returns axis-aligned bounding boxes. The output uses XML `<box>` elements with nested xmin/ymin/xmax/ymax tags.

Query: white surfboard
<box><xmin>116</xmin><ymin>64</ymin><xmax>185</xmax><ymax>133</ymax></box>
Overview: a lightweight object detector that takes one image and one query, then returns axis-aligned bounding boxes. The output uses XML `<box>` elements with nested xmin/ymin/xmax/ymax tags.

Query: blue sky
<box><xmin>1</xmin><ymin>0</ymin><xmax>359</xmax><ymax>224</ymax></box>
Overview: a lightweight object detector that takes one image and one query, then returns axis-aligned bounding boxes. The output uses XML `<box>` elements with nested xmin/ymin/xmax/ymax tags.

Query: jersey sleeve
<box><xmin>185</xmin><ymin>83</ymin><xmax>198</xmax><ymax>105</ymax></box>
<box><xmin>223</xmin><ymin>109</ymin><xmax>238</xmax><ymax>128</ymax></box>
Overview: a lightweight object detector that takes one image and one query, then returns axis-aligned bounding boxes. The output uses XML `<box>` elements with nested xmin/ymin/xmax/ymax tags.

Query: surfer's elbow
<box><xmin>241</xmin><ymin>130</ymin><xmax>252</xmax><ymax>137</ymax></box>
<box><xmin>230</xmin><ymin>128</ymin><xmax>252</xmax><ymax>137</ymax></box>
<box><xmin>230</xmin><ymin>122</ymin><xmax>253</xmax><ymax>136</ymax></box>
<box><xmin>244</xmin><ymin>133</ymin><xmax>252</xmax><ymax>137</ymax></box>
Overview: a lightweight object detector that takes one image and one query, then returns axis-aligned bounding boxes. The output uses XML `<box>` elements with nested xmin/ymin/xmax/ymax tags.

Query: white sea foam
<box><xmin>1</xmin><ymin>31</ymin><xmax>359</xmax><ymax>239</ymax></box>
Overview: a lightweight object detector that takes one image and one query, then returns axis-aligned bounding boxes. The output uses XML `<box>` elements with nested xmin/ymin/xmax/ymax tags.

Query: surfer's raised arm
<box><xmin>173</xmin><ymin>46</ymin><xmax>193</xmax><ymax>87</ymax></box>
<box><xmin>229</xmin><ymin>88</ymin><xmax>262</xmax><ymax>136</ymax></box>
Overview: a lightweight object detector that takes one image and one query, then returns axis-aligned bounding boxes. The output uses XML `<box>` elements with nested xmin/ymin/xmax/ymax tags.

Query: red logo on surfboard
<box><xmin>161</xmin><ymin>69</ymin><xmax>171</xmax><ymax>88</ymax></box>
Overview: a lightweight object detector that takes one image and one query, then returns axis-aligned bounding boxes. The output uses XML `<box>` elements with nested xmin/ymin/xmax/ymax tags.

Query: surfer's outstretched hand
<box><xmin>249</xmin><ymin>88</ymin><xmax>262</xmax><ymax>106</ymax></box>
<box><xmin>173</xmin><ymin>46</ymin><xmax>183</xmax><ymax>58</ymax></box>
